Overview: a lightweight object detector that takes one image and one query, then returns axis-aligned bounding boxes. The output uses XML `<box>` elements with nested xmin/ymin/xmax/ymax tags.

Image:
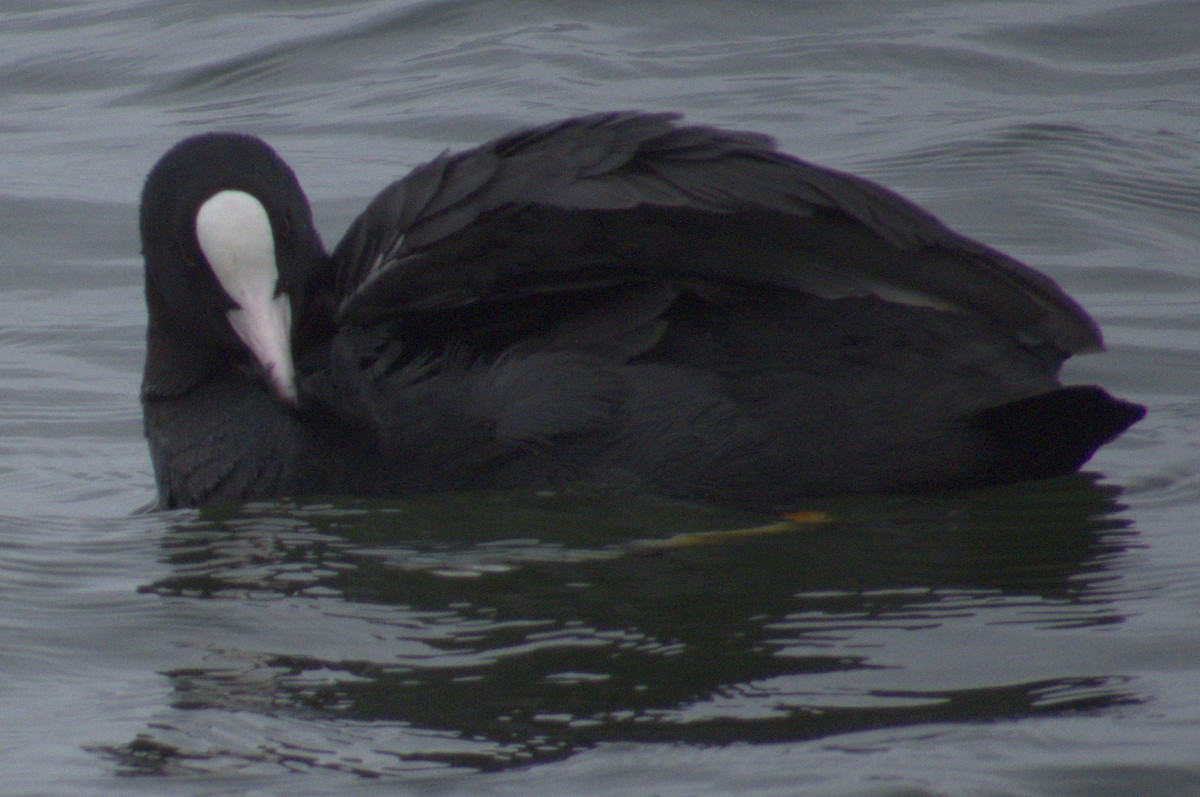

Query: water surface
<box><xmin>1</xmin><ymin>1</ymin><xmax>1198</xmax><ymax>795</ymax></box>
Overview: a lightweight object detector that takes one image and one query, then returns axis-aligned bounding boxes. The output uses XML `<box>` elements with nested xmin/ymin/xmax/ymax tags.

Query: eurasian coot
<box><xmin>140</xmin><ymin>112</ymin><xmax>1144</xmax><ymax>509</ymax></box>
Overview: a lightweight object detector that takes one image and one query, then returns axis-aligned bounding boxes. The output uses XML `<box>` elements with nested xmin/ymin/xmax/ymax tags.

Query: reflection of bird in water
<box><xmin>132</xmin><ymin>479</ymin><xmax>1136</xmax><ymax>773</ymax></box>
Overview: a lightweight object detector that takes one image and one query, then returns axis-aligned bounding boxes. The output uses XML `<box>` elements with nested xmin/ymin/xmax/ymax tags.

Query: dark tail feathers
<box><xmin>970</xmin><ymin>385</ymin><xmax>1145</xmax><ymax>483</ymax></box>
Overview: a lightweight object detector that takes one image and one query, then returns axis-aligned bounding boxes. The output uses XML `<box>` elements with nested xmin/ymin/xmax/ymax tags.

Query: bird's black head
<box><xmin>140</xmin><ymin>133</ymin><xmax>327</xmax><ymax>403</ymax></box>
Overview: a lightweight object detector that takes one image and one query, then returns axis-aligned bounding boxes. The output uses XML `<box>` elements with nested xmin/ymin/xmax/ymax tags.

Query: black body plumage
<box><xmin>139</xmin><ymin>112</ymin><xmax>1144</xmax><ymax>509</ymax></box>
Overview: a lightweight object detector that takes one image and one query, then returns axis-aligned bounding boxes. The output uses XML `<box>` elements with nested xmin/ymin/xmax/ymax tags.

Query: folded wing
<box><xmin>330</xmin><ymin>111</ymin><xmax>1102</xmax><ymax>354</ymax></box>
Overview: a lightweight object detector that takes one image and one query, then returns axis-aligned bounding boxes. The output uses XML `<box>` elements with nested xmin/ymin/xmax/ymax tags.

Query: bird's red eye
<box><xmin>179</xmin><ymin>244</ymin><xmax>198</xmax><ymax>269</ymax></box>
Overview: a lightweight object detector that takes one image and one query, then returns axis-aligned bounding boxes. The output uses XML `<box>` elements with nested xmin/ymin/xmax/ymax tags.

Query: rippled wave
<box><xmin>2</xmin><ymin>1</ymin><xmax>1198</xmax><ymax>794</ymax></box>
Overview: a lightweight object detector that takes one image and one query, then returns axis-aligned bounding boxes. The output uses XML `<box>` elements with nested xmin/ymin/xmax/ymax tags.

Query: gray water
<box><xmin>2</xmin><ymin>1</ymin><xmax>1198</xmax><ymax>795</ymax></box>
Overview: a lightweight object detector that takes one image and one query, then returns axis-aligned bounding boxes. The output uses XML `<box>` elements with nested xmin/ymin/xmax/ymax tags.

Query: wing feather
<box><xmin>329</xmin><ymin>112</ymin><xmax>1102</xmax><ymax>353</ymax></box>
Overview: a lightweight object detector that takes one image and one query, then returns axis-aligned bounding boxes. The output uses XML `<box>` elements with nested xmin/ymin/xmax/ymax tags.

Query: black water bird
<box><xmin>139</xmin><ymin>112</ymin><xmax>1144</xmax><ymax>509</ymax></box>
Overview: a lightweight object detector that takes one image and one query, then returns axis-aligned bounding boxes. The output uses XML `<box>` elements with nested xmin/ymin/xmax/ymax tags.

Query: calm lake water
<box><xmin>2</xmin><ymin>1</ymin><xmax>1198</xmax><ymax>795</ymax></box>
